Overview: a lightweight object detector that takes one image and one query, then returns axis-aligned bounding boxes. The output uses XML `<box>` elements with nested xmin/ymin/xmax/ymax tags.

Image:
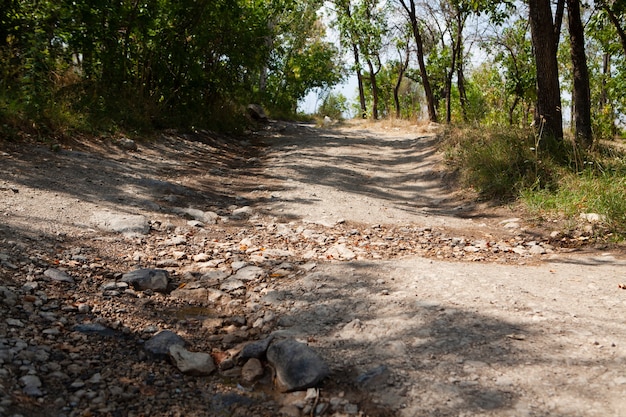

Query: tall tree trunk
<box><xmin>454</xmin><ymin>14</ymin><xmax>468</xmax><ymax>122</ymax></box>
<box><xmin>353</xmin><ymin>43</ymin><xmax>367</xmax><ymax>118</ymax></box>
<box><xmin>528</xmin><ymin>0</ymin><xmax>563</xmax><ymax>147</ymax></box>
<box><xmin>399</xmin><ymin>0</ymin><xmax>437</xmax><ymax>122</ymax></box>
<box><xmin>457</xmin><ymin>64</ymin><xmax>468</xmax><ymax>122</ymax></box>
<box><xmin>367</xmin><ymin>58</ymin><xmax>379</xmax><ymax>119</ymax></box>
<box><xmin>445</xmin><ymin>56</ymin><xmax>454</xmax><ymax>123</ymax></box>
<box><xmin>394</xmin><ymin>50</ymin><xmax>410</xmax><ymax>118</ymax></box>
<box><xmin>567</xmin><ymin>0</ymin><xmax>592</xmax><ymax>148</ymax></box>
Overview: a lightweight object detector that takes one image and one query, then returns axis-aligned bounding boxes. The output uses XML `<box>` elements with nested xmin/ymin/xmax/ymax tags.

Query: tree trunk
<box><xmin>353</xmin><ymin>43</ymin><xmax>367</xmax><ymax>119</ymax></box>
<box><xmin>567</xmin><ymin>0</ymin><xmax>592</xmax><ymax>148</ymax></box>
<box><xmin>454</xmin><ymin>14</ymin><xmax>468</xmax><ymax>122</ymax></box>
<box><xmin>528</xmin><ymin>0</ymin><xmax>563</xmax><ymax>147</ymax></box>
<box><xmin>399</xmin><ymin>0</ymin><xmax>437</xmax><ymax>122</ymax></box>
<box><xmin>508</xmin><ymin>96</ymin><xmax>520</xmax><ymax>126</ymax></box>
<box><xmin>367</xmin><ymin>58</ymin><xmax>379</xmax><ymax>119</ymax></box>
<box><xmin>394</xmin><ymin>50</ymin><xmax>410</xmax><ymax>119</ymax></box>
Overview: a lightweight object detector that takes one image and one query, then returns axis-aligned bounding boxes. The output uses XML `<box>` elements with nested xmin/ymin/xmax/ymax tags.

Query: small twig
<box><xmin>310</xmin><ymin>388</ymin><xmax>320</xmax><ymax>417</ymax></box>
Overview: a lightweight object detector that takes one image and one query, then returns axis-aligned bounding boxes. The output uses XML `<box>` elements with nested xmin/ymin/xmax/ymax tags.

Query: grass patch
<box><xmin>442</xmin><ymin>125</ymin><xmax>626</xmax><ymax>239</ymax></box>
<box><xmin>442</xmin><ymin>125</ymin><xmax>555</xmax><ymax>201</ymax></box>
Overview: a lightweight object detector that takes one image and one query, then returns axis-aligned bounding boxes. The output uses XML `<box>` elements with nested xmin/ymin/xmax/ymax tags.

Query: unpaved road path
<box><xmin>1</xmin><ymin>120</ymin><xmax>626</xmax><ymax>417</ymax></box>
<box><xmin>256</xmin><ymin>121</ymin><xmax>626</xmax><ymax>417</ymax></box>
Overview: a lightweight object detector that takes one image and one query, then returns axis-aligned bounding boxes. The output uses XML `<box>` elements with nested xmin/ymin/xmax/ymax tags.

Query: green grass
<box><xmin>442</xmin><ymin>125</ymin><xmax>626</xmax><ymax>239</ymax></box>
<box><xmin>442</xmin><ymin>125</ymin><xmax>555</xmax><ymax>201</ymax></box>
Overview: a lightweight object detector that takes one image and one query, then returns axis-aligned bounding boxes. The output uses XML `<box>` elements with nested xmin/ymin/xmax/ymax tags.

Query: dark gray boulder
<box><xmin>121</xmin><ymin>268</ymin><xmax>169</xmax><ymax>292</ymax></box>
<box><xmin>266</xmin><ymin>339</ymin><xmax>329</xmax><ymax>392</ymax></box>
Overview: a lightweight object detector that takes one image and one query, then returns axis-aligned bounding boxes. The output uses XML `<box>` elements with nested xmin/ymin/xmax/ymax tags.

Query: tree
<box><xmin>264</xmin><ymin>1</ymin><xmax>344</xmax><ymax>115</ymax></box>
<box><xmin>567</xmin><ymin>0</ymin><xmax>592</xmax><ymax>148</ymax></box>
<box><xmin>397</xmin><ymin>0</ymin><xmax>438</xmax><ymax>122</ymax></box>
<box><xmin>528</xmin><ymin>0</ymin><xmax>564</xmax><ymax>147</ymax></box>
<box><xmin>333</xmin><ymin>0</ymin><xmax>368</xmax><ymax>118</ymax></box>
<box><xmin>484</xmin><ymin>19</ymin><xmax>537</xmax><ymax>126</ymax></box>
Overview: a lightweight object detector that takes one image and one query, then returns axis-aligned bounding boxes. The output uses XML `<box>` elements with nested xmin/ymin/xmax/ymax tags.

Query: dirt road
<box><xmin>1</xmin><ymin>120</ymin><xmax>625</xmax><ymax>416</ymax></box>
<box><xmin>256</xmin><ymin>121</ymin><xmax>626</xmax><ymax>417</ymax></box>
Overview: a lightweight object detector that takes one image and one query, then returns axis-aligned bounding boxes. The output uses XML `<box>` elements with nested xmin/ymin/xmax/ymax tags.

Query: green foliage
<box><xmin>444</xmin><ymin>125</ymin><xmax>626</xmax><ymax>238</ymax></box>
<box><xmin>443</xmin><ymin>126</ymin><xmax>555</xmax><ymax>200</ymax></box>
<box><xmin>359</xmin><ymin>62</ymin><xmax>421</xmax><ymax>119</ymax></box>
<box><xmin>585</xmin><ymin>5</ymin><xmax>626</xmax><ymax>140</ymax></box>
<box><xmin>317</xmin><ymin>92</ymin><xmax>348</xmax><ymax>120</ymax></box>
<box><xmin>0</xmin><ymin>0</ymin><xmax>342</xmax><ymax>135</ymax></box>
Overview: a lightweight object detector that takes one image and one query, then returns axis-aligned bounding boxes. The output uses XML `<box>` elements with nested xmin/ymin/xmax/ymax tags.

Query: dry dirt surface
<box><xmin>1</xmin><ymin>120</ymin><xmax>626</xmax><ymax>417</ymax></box>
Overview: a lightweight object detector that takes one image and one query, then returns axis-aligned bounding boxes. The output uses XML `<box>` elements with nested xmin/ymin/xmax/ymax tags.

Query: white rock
<box><xmin>325</xmin><ymin>244</ymin><xmax>356</xmax><ymax>261</ymax></box>
<box><xmin>580</xmin><ymin>213</ymin><xmax>606</xmax><ymax>223</ymax></box>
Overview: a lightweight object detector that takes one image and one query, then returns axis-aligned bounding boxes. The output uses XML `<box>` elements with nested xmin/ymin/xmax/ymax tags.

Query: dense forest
<box><xmin>0</xmin><ymin>0</ymin><xmax>625</xmax><ymax>146</ymax></box>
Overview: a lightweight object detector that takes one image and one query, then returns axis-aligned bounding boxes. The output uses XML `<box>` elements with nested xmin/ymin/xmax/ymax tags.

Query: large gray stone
<box><xmin>91</xmin><ymin>211</ymin><xmax>150</xmax><ymax>235</ymax></box>
<box><xmin>44</xmin><ymin>268</ymin><xmax>74</xmax><ymax>283</ymax></box>
<box><xmin>121</xmin><ymin>268</ymin><xmax>169</xmax><ymax>292</ymax></box>
<box><xmin>168</xmin><ymin>345</ymin><xmax>215</xmax><ymax>376</ymax></box>
<box><xmin>266</xmin><ymin>339</ymin><xmax>329</xmax><ymax>392</ymax></box>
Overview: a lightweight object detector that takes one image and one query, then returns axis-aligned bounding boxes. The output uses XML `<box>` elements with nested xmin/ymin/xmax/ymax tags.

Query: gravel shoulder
<box><xmin>1</xmin><ymin>120</ymin><xmax>625</xmax><ymax>416</ymax></box>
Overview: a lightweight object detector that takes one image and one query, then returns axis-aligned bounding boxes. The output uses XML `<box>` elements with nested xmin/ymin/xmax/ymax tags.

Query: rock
<box><xmin>44</xmin><ymin>268</ymin><xmax>74</xmax><ymax>283</ymax></box>
<box><xmin>168</xmin><ymin>345</ymin><xmax>216</xmax><ymax>376</ymax></box>
<box><xmin>0</xmin><ymin>286</ymin><xmax>17</xmax><ymax>306</ymax></box>
<box><xmin>247</xmin><ymin>104</ymin><xmax>269</xmax><ymax>122</ymax></box>
<box><xmin>201</xmin><ymin>268</ymin><xmax>231</xmax><ymax>283</ymax></box>
<box><xmin>173</xmin><ymin>207</ymin><xmax>219</xmax><ymax>224</ymax></box>
<box><xmin>193</xmin><ymin>253</ymin><xmax>211</xmax><ymax>262</ymax></box>
<box><xmin>20</xmin><ymin>375</ymin><xmax>43</xmax><ymax>397</ymax></box>
<box><xmin>241</xmin><ymin>358</ymin><xmax>264</xmax><ymax>384</ymax></box>
<box><xmin>144</xmin><ymin>330</ymin><xmax>185</xmax><ymax>357</ymax></box>
<box><xmin>233</xmin><ymin>266</ymin><xmax>265</xmax><ymax>281</ymax></box>
<box><xmin>325</xmin><ymin>244</ymin><xmax>356</xmax><ymax>261</ymax></box>
<box><xmin>528</xmin><ymin>245</ymin><xmax>546</xmax><ymax>255</ymax></box>
<box><xmin>580</xmin><ymin>212</ymin><xmax>606</xmax><ymax>223</ymax></box>
<box><xmin>239</xmin><ymin>336</ymin><xmax>274</xmax><ymax>362</ymax></box>
<box><xmin>73</xmin><ymin>323</ymin><xmax>117</xmax><ymax>337</ymax></box>
<box><xmin>170</xmin><ymin>286</ymin><xmax>208</xmax><ymax>303</ymax></box>
<box><xmin>220</xmin><ymin>278</ymin><xmax>246</xmax><ymax>292</ymax></box>
<box><xmin>91</xmin><ymin>211</ymin><xmax>150</xmax><ymax>235</ymax></box>
<box><xmin>356</xmin><ymin>365</ymin><xmax>390</xmax><ymax>390</ymax></box>
<box><xmin>121</xmin><ymin>268</ymin><xmax>169</xmax><ymax>292</ymax></box>
<box><xmin>266</xmin><ymin>339</ymin><xmax>329</xmax><ymax>392</ymax></box>
<box><xmin>7</xmin><ymin>318</ymin><xmax>24</xmax><ymax>327</ymax></box>
<box><xmin>231</xmin><ymin>261</ymin><xmax>248</xmax><ymax>271</ymax></box>
<box><xmin>163</xmin><ymin>236</ymin><xmax>186</xmax><ymax>246</ymax></box>
<box><xmin>116</xmin><ymin>136</ymin><xmax>138</xmax><ymax>151</ymax></box>
<box><xmin>232</xmin><ymin>206</ymin><xmax>253</xmax><ymax>219</ymax></box>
